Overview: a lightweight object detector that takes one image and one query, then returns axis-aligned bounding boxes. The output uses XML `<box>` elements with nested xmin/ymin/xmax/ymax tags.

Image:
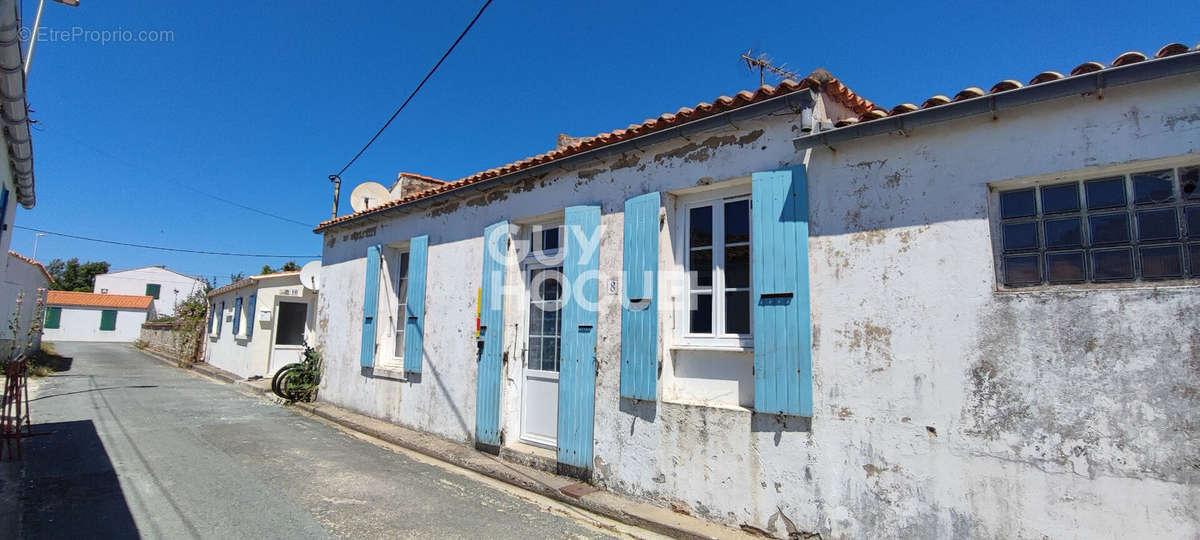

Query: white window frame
<box><xmin>376</xmin><ymin>242</ymin><xmax>410</xmax><ymax>370</ymax></box>
<box><xmin>673</xmin><ymin>183</ymin><xmax>753</xmax><ymax>349</ymax></box>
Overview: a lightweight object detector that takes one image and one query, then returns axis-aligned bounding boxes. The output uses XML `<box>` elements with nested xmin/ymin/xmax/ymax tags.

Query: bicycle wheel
<box><xmin>271</xmin><ymin>363</ymin><xmax>301</xmax><ymax>399</ymax></box>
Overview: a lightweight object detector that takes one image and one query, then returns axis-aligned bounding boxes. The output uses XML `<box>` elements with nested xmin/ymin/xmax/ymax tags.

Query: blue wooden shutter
<box><xmin>217</xmin><ymin>301</ymin><xmax>224</xmax><ymax>335</ymax></box>
<box><xmin>751</xmin><ymin>167</ymin><xmax>813</xmax><ymax>417</ymax></box>
<box><xmin>360</xmin><ymin>244</ymin><xmax>383</xmax><ymax>368</ymax></box>
<box><xmin>246</xmin><ymin>294</ymin><xmax>257</xmax><ymax>338</ymax></box>
<box><xmin>404</xmin><ymin>235</ymin><xmax>429</xmax><ymax>373</ymax></box>
<box><xmin>233</xmin><ymin>297</ymin><xmax>243</xmax><ymax>336</ymax></box>
<box><xmin>558</xmin><ymin>204</ymin><xmax>601</xmax><ymax>476</ymax></box>
<box><xmin>207</xmin><ymin>303</ymin><xmax>215</xmax><ymax>333</ymax></box>
<box><xmin>474</xmin><ymin>222</ymin><xmax>508</xmax><ymax>450</ymax></box>
<box><xmin>620</xmin><ymin>192</ymin><xmax>659</xmax><ymax>400</ymax></box>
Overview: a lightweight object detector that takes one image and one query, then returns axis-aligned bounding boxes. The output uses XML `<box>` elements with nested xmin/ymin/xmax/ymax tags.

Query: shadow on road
<box><xmin>6</xmin><ymin>420</ymin><xmax>140</xmax><ymax>539</ymax></box>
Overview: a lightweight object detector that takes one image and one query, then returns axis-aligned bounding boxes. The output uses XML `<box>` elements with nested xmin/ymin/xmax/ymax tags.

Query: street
<box><xmin>0</xmin><ymin>342</ymin><xmax>632</xmax><ymax>539</ymax></box>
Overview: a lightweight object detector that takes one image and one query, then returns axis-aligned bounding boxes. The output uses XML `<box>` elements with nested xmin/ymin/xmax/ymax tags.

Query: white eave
<box><xmin>0</xmin><ymin>2</ymin><xmax>35</xmax><ymax>209</ymax></box>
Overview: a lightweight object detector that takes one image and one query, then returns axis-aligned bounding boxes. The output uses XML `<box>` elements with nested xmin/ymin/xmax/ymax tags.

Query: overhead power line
<box><xmin>15</xmin><ymin>225</ymin><xmax>320</xmax><ymax>259</ymax></box>
<box><xmin>333</xmin><ymin>0</ymin><xmax>494</xmax><ymax>177</ymax></box>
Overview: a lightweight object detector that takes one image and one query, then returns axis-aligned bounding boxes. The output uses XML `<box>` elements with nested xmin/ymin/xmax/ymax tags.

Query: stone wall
<box><xmin>139</xmin><ymin>321</ymin><xmax>200</xmax><ymax>364</ymax></box>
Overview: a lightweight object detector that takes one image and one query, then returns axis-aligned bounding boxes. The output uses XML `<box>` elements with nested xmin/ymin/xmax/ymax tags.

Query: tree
<box><xmin>229</xmin><ymin>272</ymin><xmax>246</xmax><ymax>283</ymax></box>
<box><xmin>260</xmin><ymin>261</ymin><xmax>300</xmax><ymax>275</ymax></box>
<box><xmin>47</xmin><ymin>258</ymin><xmax>110</xmax><ymax>292</ymax></box>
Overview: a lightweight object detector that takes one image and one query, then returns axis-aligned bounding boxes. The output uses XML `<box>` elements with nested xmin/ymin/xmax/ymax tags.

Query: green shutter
<box><xmin>145</xmin><ymin>283</ymin><xmax>161</xmax><ymax>299</ymax></box>
<box><xmin>100</xmin><ymin>310</ymin><xmax>118</xmax><ymax>331</ymax></box>
<box><xmin>44</xmin><ymin>307</ymin><xmax>61</xmax><ymax>329</ymax></box>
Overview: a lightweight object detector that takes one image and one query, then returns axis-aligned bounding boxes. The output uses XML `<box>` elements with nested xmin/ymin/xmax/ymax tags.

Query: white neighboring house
<box><xmin>204</xmin><ymin>271</ymin><xmax>316</xmax><ymax>379</ymax></box>
<box><xmin>0</xmin><ymin>251</ymin><xmax>52</xmax><ymax>359</ymax></box>
<box><xmin>93</xmin><ymin>266</ymin><xmax>205</xmax><ymax>317</ymax></box>
<box><xmin>43</xmin><ymin>291</ymin><xmax>154</xmax><ymax>343</ymax></box>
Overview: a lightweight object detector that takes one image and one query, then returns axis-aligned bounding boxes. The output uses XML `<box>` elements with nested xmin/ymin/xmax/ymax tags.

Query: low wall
<box><xmin>139</xmin><ymin>321</ymin><xmax>201</xmax><ymax>364</ymax></box>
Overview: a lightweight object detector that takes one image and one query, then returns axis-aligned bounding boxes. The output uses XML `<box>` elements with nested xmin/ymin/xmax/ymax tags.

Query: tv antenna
<box><xmin>741</xmin><ymin>50</ymin><xmax>802</xmax><ymax>86</ymax></box>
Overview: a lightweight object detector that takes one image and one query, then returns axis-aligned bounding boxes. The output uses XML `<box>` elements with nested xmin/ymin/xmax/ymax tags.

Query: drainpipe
<box><xmin>0</xmin><ymin>2</ymin><xmax>35</xmax><ymax>209</ymax></box>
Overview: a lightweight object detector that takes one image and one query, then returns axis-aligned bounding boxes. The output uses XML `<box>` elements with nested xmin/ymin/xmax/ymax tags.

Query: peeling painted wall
<box><xmin>315</xmin><ymin>74</ymin><xmax>1199</xmax><ymax>539</ymax></box>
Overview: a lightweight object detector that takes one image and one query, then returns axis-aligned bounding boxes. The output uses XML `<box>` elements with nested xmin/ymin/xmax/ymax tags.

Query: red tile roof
<box><xmin>47</xmin><ymin>290</ymin><xmax>154</xmax><ymax>310</ymax></box>
<box><xmin>833</xmin><ymin>42</ymin><xmax>1197</xmax><ymax>128</ymax></box>
<box><xmin>8</xmin><ymin>251</ymin><xmax>52</xmax><ymax>284</ymax></box>
<box><xmin>315</xmin><ymin>72</ymin><xmax>874</xmax><ymax>231</ymax></box>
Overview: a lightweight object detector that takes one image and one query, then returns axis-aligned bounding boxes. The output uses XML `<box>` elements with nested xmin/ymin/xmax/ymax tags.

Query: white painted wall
<box><xmin>0</xmin><ymin>253</ymin><xmax>50</xmax><ymax>358</ymax></box>
<box><xmin>314</xmin><ymin>73</ymin><xmax>1200</xmax><ymax>539</ymax></box>
<box><xmin>43</xmin><ymin>306</ymin><xmax>147</xmax><ymax>342</ymax></box>
<box><xmin>93</xmin><ymin>266</ymin><xmax>204</xmax><ymax>317</ymax></box>
<box><xmin>204</xmin><ymin>274</ymin><xmax>316</xmax><ymax>379</ymax></box>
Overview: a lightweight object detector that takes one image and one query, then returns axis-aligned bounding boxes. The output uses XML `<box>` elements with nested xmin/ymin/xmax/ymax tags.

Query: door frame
<box><xmin>266</xmin><ymin>297</ymin><xmax>312</xmax><ymax>374</ymax></box>
<box><xmin>517</xmin><ymin>256</ymin><xmax>564</xmax><ymax>450</ymax></box>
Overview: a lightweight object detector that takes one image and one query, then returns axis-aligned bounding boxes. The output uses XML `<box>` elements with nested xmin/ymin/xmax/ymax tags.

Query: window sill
<box><xmin>369</xmin><ymin>366</ymin><xmax>407</xmax><ymax>381</ymax></box>
<box><xmin>661</xmin><ymin>397</ymin><xmax>753</xmax><ymax>414</ymax></box>
<box><xmin>670</xmin><ymin>343</ymin><xmax>753</xmax><ymax>353</ymax></box>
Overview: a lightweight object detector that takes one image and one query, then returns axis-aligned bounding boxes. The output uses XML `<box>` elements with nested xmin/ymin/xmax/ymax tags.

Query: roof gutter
<box><xmin>793</xmin><ymin>49</ymin><xmax>1200</xmax><ymax>151</ymax></box>
<box><xmin>0</xmin><ymin>2</ymin><xmax>33</xmax><ymax>208</ymax></box>
<box><xmin>317</xmin><ymin>89</ymin><xmax>817</xmax><ymax>233</ymax></box>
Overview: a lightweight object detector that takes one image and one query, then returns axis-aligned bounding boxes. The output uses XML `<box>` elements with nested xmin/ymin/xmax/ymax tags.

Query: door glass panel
<box><xmin>275</xmin><ymin>302</ymin><xmax>308</xmax><ymax>345</ymax></box>
<box><xmin>526</xmin><ymin>267</ymin><xmax>562</xmax><ymax>372</ymax></box>
<box><xmin>690</xmin><ymin>293</ymin><xmax>713</xmax><ymax>333</ymax></box>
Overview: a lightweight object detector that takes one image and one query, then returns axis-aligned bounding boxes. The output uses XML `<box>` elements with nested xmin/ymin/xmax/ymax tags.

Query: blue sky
<box><xmin>12</xmin><ymin>0</ymin><xmax>1197</xmax><ymax>286</ymax></box>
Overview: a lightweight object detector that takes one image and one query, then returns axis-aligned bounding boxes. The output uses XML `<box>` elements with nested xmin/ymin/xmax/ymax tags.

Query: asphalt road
<box><xmin>0</xmin><ymin>342</ymin><xmax>623</xmax><ymax>539</ymax></box>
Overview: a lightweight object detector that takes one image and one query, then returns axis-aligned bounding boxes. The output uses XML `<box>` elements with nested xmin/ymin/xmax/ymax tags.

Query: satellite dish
<box><xmin>299</xmin><ymin>261</ymin><xmax>322</xmax><ymax>291</ymax></box>
<box><xmin>349</xmin><ymin>182</ymin><xmax>391</xmax><ymax>213</ymax></box>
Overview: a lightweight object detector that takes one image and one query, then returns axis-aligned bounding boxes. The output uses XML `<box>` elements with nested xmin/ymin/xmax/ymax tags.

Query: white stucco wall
<box><xmin>204</xmin><ymin>274</ymin><xmax>316</xmax><ymax>379</ymax></box>
<box><xmin>0</xmin><ymin>253</ymin><xmax>50</xmax><ymax>358</ymax></box>
<box><xmin>314</xmin><ymin>73</ymin><xmax>1200</xmax><ymax>539</ymax></box>
<box><xmin>43</xmin><ymin>306</ymin><xmax>147</xmax><ymax>342</ymax></box>
<box><xmin>93</xmin><ymin>266</ymin><xmax>204</xmax><ymax>317</ymax></box>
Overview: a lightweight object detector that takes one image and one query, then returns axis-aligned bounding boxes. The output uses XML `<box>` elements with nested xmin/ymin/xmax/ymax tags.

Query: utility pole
<box><xmin>329</xmin><ymin>175</ymin><xmax>342</xmax><ymax>220</ymax></box>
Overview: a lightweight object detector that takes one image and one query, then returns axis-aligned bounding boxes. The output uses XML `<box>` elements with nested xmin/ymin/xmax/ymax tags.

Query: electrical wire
<box><xmin>333</xmin><ymin>0</ymin><xmax>494</xmax><ymax>177</ymax></box>
<box><xmin>15</xmin><ymin>225</ymin><xmax>320</xmax><ymax>258</ymax></box>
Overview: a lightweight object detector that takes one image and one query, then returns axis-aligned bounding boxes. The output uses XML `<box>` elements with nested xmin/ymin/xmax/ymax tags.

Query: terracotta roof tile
<box><xmin>833</xmin><ymin>42</ymin><xmax>1197</xmax><ymax>131</ymax></box>
<box><xmin>47</xmin><ymin>290</ymin><xmax>153</xmax><ymax>310</ymax></box>
<box><xmin>315</xmin><ymin>73</ymin><xmax>876</xmax><ymax>231</ymax></box>
<box><xmin>8</xmin><ymin>251</ymin><xmax>52</xmax><ymax>284</ymax></box>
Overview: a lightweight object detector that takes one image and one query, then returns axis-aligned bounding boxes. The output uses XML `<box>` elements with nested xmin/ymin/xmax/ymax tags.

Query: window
<box><xmin>99</xmin><ymin>310</ymin><xmax>117</xmax><ymax>331</ymax></box>
<box><xmin>45</xmin><ymin>307</ymin><xmax>61</xmax><ymax>329</ymax></box>
<box><xmin>526</xmin><ymin>266</ymin><xmax>563</xmax><ymax>372</ymax></box>
<box><xmin>392</xmin><ymin>250</ymin><xmax>410</xmax><ymax>359</ymax></box>
<box><xmin>996</xmin><ymin>165</ymin><xmax>1200</xmax><ymax>286</ymax></box>
<box><xmin>100</xmin><ymin>288</ymin><xmax>109</xmax><ymax>294</ymax></box>
<box><xmin>209</xmin><ymin>303</ymin><xmax>217</xmax><ymax>333</ymax></box>
<box><xmin>145</xmin><ymin>283</ymin><xmax>161</xmax><ymax>299</ymax></box>
<box><xmin>683</xmin><ymin>196</ymin><xmax>752</xmax><ymax>343</ymax></box>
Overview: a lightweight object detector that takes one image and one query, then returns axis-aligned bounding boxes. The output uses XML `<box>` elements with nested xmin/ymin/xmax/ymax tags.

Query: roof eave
<box><xmin>0</xmin><ymin>3</ymin><xmax>35</xmax><ymax>209</ymax></box>
<box><xmin>793</xmin><ymin>50</ymin><xmax>1200</xmax><ymax>151</ymax></box>
<box><xmin>316</xmin><ymin>88</ymin><xmax>818</xmax><ymax>234</ymax></box>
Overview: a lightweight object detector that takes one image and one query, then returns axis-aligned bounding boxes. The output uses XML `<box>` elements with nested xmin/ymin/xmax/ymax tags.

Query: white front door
<box><xmin>268</xmin><ymin>301</ymin><xmax>309</xmax><ymax>375</ymax></box>
<box><xmin>520</xmin><ymin>265</ymin><xmax>563</xmax><ymax>448</ymax></box>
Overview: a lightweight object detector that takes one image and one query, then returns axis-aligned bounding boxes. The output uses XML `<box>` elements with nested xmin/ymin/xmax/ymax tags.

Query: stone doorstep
<box><xmin>220</xmin><ymin>379</ymin><xmax>752</xmax><ymax>540</ymax></box>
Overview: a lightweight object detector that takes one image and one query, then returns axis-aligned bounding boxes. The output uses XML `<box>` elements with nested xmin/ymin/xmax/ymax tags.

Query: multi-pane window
<box><xmin>392</xmin><ymin>251</ymin><xmax>410</xmax><ymax>359</ymax></box>
<box><xmin>685</xmin><ymin>197</ymin><xmax>752</xmax><ymax>337</ymax></box>
<box><xmin>527</xmin><ymin>266</ymin><xmax>563</xmax><ymax>372</ymax></box>
<box><xmin>145</xmin><ymin>283</ymin><xmax>161</xmax><ymax>299</ymax></box>
<box><xmin>997</xmin><ymin>165</ymin><xmax>1200</xmax><ymax>286</ymax></box>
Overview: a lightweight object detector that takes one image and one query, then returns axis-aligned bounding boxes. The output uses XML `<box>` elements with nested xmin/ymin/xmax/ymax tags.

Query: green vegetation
<box><xmin>46</xmin><ymin>258</ymin><xmax>110</xmax><ymax>292</ymax></box>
